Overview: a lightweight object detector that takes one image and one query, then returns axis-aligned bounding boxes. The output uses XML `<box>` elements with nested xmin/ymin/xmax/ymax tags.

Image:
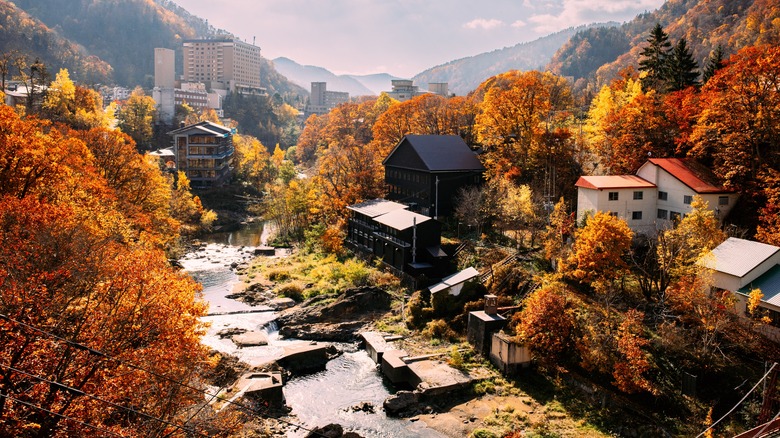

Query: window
<box><xmin>608</xmin><ymin>192</ymin><xmax>619</xmax><ymax>201</ymax></box>
<box><xmin>684</xmin><ymin>195</ymin><xmax>693</xmax><ymax>205</ymax></box>
<box><xmin>658</xmin><ymin>191</ymin><xmax>668</xmax><ymax>201</ymax></box>
<box><xmin>609</xmin><ymin>212</ymin><xmax>618</xmax><ymax>217</ymax></box>
<box><xmin>632</xmin><ymin>211</ymin><xmax>643</xmax><ymax>220</ymax></box>
<box><xmin>719</xmin><ymin>196</ymin><xmax>729</xmax><ymax>206</ymax></box>
<box><xmin>657</xmin><ymin>209</ymin><xmax>668</xmax><ymax>220</ymax></box>
<box><xmin>670</xmin><ymin>211</ymin><xmax>681</xmax><ymax>222</ymax></box>
<box><xmin>633</xmin><ymin>191</ymin><xmax>643</xmax><ymax>200</ymax></box>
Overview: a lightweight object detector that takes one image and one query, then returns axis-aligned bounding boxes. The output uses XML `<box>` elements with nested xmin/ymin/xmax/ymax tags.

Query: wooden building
<box><xmin>383</xmin><ymin>135</ymin><xmax>485</xmax><ymax>218</ymax></box>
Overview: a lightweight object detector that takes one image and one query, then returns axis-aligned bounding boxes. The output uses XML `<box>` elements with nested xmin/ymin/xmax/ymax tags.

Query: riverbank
<box><xmin>222</xmin><ymin>248</ymin><xmax>614</xmax><ymax>438</ymax></box>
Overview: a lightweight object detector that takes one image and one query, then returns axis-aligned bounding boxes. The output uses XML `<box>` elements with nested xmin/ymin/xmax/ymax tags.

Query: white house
<box><xmin>576</xmin><ymin>158</ymin><xmax>738</xmax><ymax>233</ymax></box>
<box><xmin>701</xmin><ymin>237</ymin><xmax>780</xmax><ymax>341</ymax></box>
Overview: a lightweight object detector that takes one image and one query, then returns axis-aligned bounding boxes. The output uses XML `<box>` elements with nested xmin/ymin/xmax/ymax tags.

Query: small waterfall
<box><xmin>261</xmin><ymin>321</ymin><xmax>279</xmax><ymax>342</ymax></box>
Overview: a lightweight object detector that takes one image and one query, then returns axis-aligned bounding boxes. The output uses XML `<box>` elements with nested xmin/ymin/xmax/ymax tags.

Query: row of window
<box><xmin>611</xmin><ymin>209</ymin><xmax>685</xmax><ymax>221</ymax></box>
<box><xmin>608</xmin><ymin>190</ymin><xmax>729</xmax><ymax>206</ymax></box>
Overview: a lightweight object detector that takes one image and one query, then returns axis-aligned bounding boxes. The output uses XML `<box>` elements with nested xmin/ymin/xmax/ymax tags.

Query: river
<box><xmin>180</xmin><ymin>225</ymin><xmax>445</xmax><ymax>437</ymax></box>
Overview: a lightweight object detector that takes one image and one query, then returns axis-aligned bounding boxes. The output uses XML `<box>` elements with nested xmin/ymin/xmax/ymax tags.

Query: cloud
<box><xmin>528</xmin><ymin>0</ymin><xmax>664</xmax><ymax>34</ymax></box>
<box><xmin>463</xmin><ymin>18</ymin><xmax>504</xmax><ymax>30</ymax></box>
<box><xmin>511</xmin><ymin>20</ymin><xmax>527</xmax><ymax>28</ymax></box>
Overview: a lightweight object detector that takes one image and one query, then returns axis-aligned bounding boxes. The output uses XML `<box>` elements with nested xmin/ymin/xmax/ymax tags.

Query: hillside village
<box><xmin>1</xmin><ymin>0</ymin><xmax>780</xmax><ymax>437</ymax></box>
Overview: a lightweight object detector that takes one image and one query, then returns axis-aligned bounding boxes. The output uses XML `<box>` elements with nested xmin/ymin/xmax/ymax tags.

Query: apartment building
<box><xmin>182</xmin><ymin>38</ymin><xmax>262</xmax><ymax>93</ymax></box>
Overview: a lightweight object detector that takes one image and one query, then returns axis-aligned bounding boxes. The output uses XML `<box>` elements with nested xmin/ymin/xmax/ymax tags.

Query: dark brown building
<box><xmin>383</xmin><ymin>135</ymin><xmax>485</xmax><ymax>218</ymax></box>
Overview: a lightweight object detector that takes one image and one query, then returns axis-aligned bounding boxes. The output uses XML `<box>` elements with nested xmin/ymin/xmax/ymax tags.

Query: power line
<box><xmin>696</xmin><ymin>362</ymin><xmax>778</xmax><ymax>438</ymax></box>
<box><xmin>0</xmin><ymin>392</ymin><xmax>127</xmax><ymax>438</ymax></box>
<box><xmin>0</xmin><ymin>312</ymin><xmax>328</xmax><ymax>437</ymax></box>
<box><xmin>0</xmin><ymin>363</ymin><xmax>208</xmax><ymax>437</ymax></box>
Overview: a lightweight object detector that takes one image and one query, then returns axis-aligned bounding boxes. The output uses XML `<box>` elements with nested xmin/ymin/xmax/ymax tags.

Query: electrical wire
<box><xmin>0</xmin><ymin>392</ymin><xmax>127</xmax><ymax>438</ymax></box>
<box><xmin>695</xmin><ymin>362</ymin><xmax>778</xmax><ymax>437</ymax></box>
<box><xmin>0</xmin><ymin>312</ymin><xmax>328</xmax><ymax>437</ymax></box>
<box><xmin>0</xmin><ymin>363</ymin><xmax>208</xmax><ymax>437</ymax></box>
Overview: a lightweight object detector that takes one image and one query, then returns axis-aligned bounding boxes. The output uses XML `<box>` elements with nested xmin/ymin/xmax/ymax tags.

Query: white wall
<box><xmin>576</xmin><ymin>187</ymin><xmax>656</xmax><ymax>232</ymax></box>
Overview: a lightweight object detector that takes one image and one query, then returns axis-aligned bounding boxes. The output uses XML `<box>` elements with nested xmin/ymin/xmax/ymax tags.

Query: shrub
<box><xmin>471</xmin><ymin>429</ymin><xmax>498</xmax><ymax>438</ymax></box>
<box><xmin>266</xmin><ymin>268</ymin><xmax>290</xmax><ymax>282</ymax></box>
<box><xmin>277</xmin><ymin>281</ymin><xmax>305</xmax><ymax>302</ymax></box>
<box><xmin>422</xmin><ymin>319</ymin><xmax>457</xmax><ymax>342</ymax></box>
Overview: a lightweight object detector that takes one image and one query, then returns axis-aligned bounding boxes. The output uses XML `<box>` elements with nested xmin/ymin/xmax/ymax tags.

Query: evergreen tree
<box><xmin>702</xmin><ymin>45</ymin><xmax>725</xmax><ymax>84</ymax></box>
<box><xmin>665</xmin><ymin>38</ymin><xmax>699</xmax><ymax>91</ymax></box>
<box><xmin>638</xmin><ymin>23</ymin><xmax>672</xmax><ymax>92</ymax></box>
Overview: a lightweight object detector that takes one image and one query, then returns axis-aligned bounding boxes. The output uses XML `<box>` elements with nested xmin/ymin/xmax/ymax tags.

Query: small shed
<box><xmin>429</xmin><ymin>267</ymin><xmax>480</xmax><ymax>297</ymax></box>
<box><xmin>466</xmin><ymin>295</ymin><xmax>507</xmax><ymax>356</ymax></box>
<box><xmin>489</xmin><ymin>332</ymin><xmax>531</xmax><ymax>374</ymax></box>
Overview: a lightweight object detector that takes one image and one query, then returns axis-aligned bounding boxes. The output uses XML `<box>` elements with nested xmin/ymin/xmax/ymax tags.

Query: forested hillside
<box><xmin>549</xmin><ymin>0</ymin><xmax>780</xmax><ymax>90</ymax></box>
<box><xmin>413</xmin><ymin>23</ymin><xmax>618</xmax><ymax>96</ymax></box>
<box><xmin>0</xmin><ymin>2</ymin><xmax>112</xmax><ymax>84</ymax></box>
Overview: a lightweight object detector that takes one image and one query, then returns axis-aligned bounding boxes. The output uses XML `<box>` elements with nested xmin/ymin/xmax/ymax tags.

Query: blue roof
<box><xmin>738</xmin><ymin>264</ymin><xmax>780</xmax><ymax>308</ymax></box>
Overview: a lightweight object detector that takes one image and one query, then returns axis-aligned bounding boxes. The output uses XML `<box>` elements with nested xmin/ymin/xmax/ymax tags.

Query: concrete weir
<box><xmin>361</xmin><ymin>332</ymin><xmax>480</xmax><ymax>394</ymax></box>
<box><xmin>276</xmin><ymin>342</ymin><xmax>333</xmax><ymax>374</ymax></box>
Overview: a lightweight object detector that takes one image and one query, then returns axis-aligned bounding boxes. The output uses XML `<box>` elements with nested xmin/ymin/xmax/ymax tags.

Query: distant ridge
<box><xmin>273</xmin><ymin>57</ymin><xmax>396</xmax><ymax>97</ymax></box>
<box><xmin>412</xmin><ymin>23</ymin><xmax>619</xmax><ymax>96</ymax></box>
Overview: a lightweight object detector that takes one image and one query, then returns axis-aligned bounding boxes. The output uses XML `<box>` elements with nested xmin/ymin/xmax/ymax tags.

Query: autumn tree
<box><xmin>233</xmin><ymin>134</ymin><xmax>272</xmax><ymax>188</ymax></box>
<box><xmin>454</xmin><ymin>186</ymin><xmax>487</xmax><ymax>236</ymax></box>
<box><xmin>116</xmin><ymin>86</ymin><xmax>157</xmax><ymax>151</ymax></box>
<box><xmin>566</xmin><ymin>211</ymin><xmax>633</xmax><ymax>302</ymax></box>
<box><xmin>474</xmin><ymin>70</ymin><xmax>573</xmax><ymax>182</ymax></box>
<box><xmin>0</xmin><ymin>105</ymin><xmax>225</xmax><ymax>436</ymax></box>
<box><xmin>585</xmin><ymin>70</ymin><xmax>675</xmax><ymax>173</ymax></box>
<box><xmin>541</xmin><ymin>197</ymin><xmax>575</xmax><ymax>270</ymax></box>
<box><xmin>512</xmin><ymin>277</ymin><xmax>577</xmax><ymax>369</ymax></box>
<box><xmin>42</xmin><ymin>68</ymin><xmax>110</xmax><ymax>129</ymax></box>
<box><xmin>690</xmin><ymin>45</ymin><xmax>780</xmax><ymax>195</ymax></box>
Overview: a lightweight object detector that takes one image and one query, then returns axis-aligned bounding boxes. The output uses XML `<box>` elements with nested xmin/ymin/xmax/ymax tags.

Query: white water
<box><xmin>183</xmin><ymin>235</ymin><xmax>445</xmax><ymax>437</ymax></box>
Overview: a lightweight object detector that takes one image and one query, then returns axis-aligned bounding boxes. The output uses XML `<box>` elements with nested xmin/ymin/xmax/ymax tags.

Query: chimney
<box><xmin>484</xmin><ymin>294</ymin><xmax>498</xmax><ymax>315</ymax></box>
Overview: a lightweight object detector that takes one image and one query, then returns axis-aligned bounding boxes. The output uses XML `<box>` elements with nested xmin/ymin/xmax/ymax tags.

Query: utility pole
<box><xmin>412</xmin><ymin>217</ymin><xmax>417</xmax><ymax>264</ymax></box>
<box><xmin>434</xmin><ymin>176</ymin><xmax>439</xmax><ymax>220</ymax></box>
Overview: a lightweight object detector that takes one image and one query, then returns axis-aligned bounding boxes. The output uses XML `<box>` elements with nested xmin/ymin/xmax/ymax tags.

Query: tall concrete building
<box><xmin>154</xmin><ymin>48</ymin><xmax>176</xmax><ymax>88</ymax></box>
<box><xmin>183</xmin><ymin>38</ymin><xmax>262</xmax><ymax>93</ymax></box>
<box><xmin>306</xmin><ymin>82</ymin><xmax>349</xmax><ymax>117</ymax></box>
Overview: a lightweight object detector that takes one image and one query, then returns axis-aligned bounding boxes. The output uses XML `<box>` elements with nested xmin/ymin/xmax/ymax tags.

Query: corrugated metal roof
<box><xmin>575</xmin><ymin>175</ymin><xmax>656</xmax><ymax>189</ymax></box>
<box><xmin>373</xmin><ymin>209</ymin><xmax>431</xmax><ymax>230</ymax></box>
<box><xmin>738</xmin><ymin>264</ymin><xmax>780</xmax><ymax>308</ymax></box>
<box><xmin>383</xmin><ymin>135</ymin><xmax>485</xmax><ymax>172</ymax></box>
<box><xmin>429</xmin><ymin>267</ymin><xmax>480</xmax><ymax>294</ymax></box>
<box><xmin>347</xmin><ymin>198</ymin><xmax>408</xmax><ymax>218</ymax></box>
<box><xmin>648</xmin><ymin>158</ymin><xmax>733</xmax><ymax>193</ymax></box>
<box><xmin>703</xmin><ymin>237</ymin><xmax>780</xmax><ymax>278</ymax></box>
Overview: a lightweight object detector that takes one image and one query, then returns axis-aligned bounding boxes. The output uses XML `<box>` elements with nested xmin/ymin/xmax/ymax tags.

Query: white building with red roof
<box><xmin>576</xmin><ymin>158</ymin><xmax>738</xmax><ymax>233</ymax></box>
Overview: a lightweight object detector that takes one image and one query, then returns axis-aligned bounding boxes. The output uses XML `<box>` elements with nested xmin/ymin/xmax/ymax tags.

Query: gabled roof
<box><xmin>382</xmin><ymin>135</ymin><xmax>485</xmax><ymax>172</ymax></box>
<box><xmin>168</xmin><ymin>120</ymin><xmax>232</xmax><ymax>136</ymax></box>
<box><xmin>646</xmin><ymin>158</ymin><xmax>733</xmax><ymax>194</ymax></box>
<box><xmin>701</xmin><ymin>237</ymin><xmax>780</xmax><ymax>278</ymax></box>
<box><xmin>738</xmin><ymin>264</ymin><xmax>780</xmax><ymax>308</ymax></box>
<box><xmin>373</xmin><ymin>209</ymin><xmax>432</xmax><ymax>231</ymax></box>
<box><xmin>429</xmin><ymin>267</ymin><xmax>480</xmax><ymax>294</ymax></box>
<box><xmin>575</xmin><ymin>175</ymin><xmax>655</xmax><ymax>190</ymax></box>
<box><xmin>347</xmin><ymin>198</ymin><xmax>408</xmax><ymax>218</ymax></box>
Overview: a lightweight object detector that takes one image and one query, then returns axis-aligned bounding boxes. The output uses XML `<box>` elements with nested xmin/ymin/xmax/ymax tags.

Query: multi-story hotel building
<box><xmin>168</xmin><ymin>121</ymin><xmax>234</xmax><ymax>187</ymax></box>
<box><xmin>182</xmin><ymin>38</ymin><xmax>262</xmax><ymax>93</ymax></box>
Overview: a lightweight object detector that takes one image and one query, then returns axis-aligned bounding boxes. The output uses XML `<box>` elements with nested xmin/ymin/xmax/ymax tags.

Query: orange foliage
<box><xmin>0</xmin><ymin>106</ymin><xmax>216</xmax><ymax>436</ymax></box>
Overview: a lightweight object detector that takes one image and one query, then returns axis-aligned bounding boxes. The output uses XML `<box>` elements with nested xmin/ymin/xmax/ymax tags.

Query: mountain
<box><xmin>273</xmin><ymin>57</ymin><xmax>378</xmax><ymax>97</ymax></box>
<box><xmin>549</xmin><ymin>0</ymin><xmax>780</xmax><ymax>87</ymax></box>
<box><xmin>1</xmin><ymin>0</ymin><xmax>306</xmax><ymax>100</ymax></box>
<box><xmin>0</xmin><ymin>1</ymin><xmax>113</xmax><ymax>85</ymax></box>
<box><xmin>346</xmin><ymin>73</ymin><xmax>403</xmax><ymax>96</ymax></box>
<box><xmin>412</xmin><ymin>23</ymin><xmax>618</xmax><ymax>96</ymax></box>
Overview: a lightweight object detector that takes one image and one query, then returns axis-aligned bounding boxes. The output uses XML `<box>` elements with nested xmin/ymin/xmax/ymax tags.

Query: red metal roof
<box><xmin>575</xmin><ymin>175</ymin><xmax>656</xmax><ymax>190</ymax></box>
<box><xmin>647</xmin><ymin>158</ymin><xmax>732</xmax><ymax>193</ymax></box>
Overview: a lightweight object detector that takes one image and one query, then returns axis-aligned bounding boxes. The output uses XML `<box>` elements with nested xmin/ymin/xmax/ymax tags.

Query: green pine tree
<box><xmin>638</xmin><ymin>23</ymin><xmax>672</xmax><ymax>92</ymax></box>
<box><xmin>665</xmin><ymin>38</ymin><xmax>699</xmax><ymax>91</ymax></box>
<box><xmin>702</xmin><ymin>45</ymin><xmax>725</xmax><ymax>84</ymax></box>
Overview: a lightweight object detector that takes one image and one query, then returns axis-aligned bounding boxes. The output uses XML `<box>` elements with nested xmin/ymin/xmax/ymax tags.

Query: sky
<box><xmin>172</xmin><ymin>0</ymin><xmax>665</xmax><ymax>78</ymax></box>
